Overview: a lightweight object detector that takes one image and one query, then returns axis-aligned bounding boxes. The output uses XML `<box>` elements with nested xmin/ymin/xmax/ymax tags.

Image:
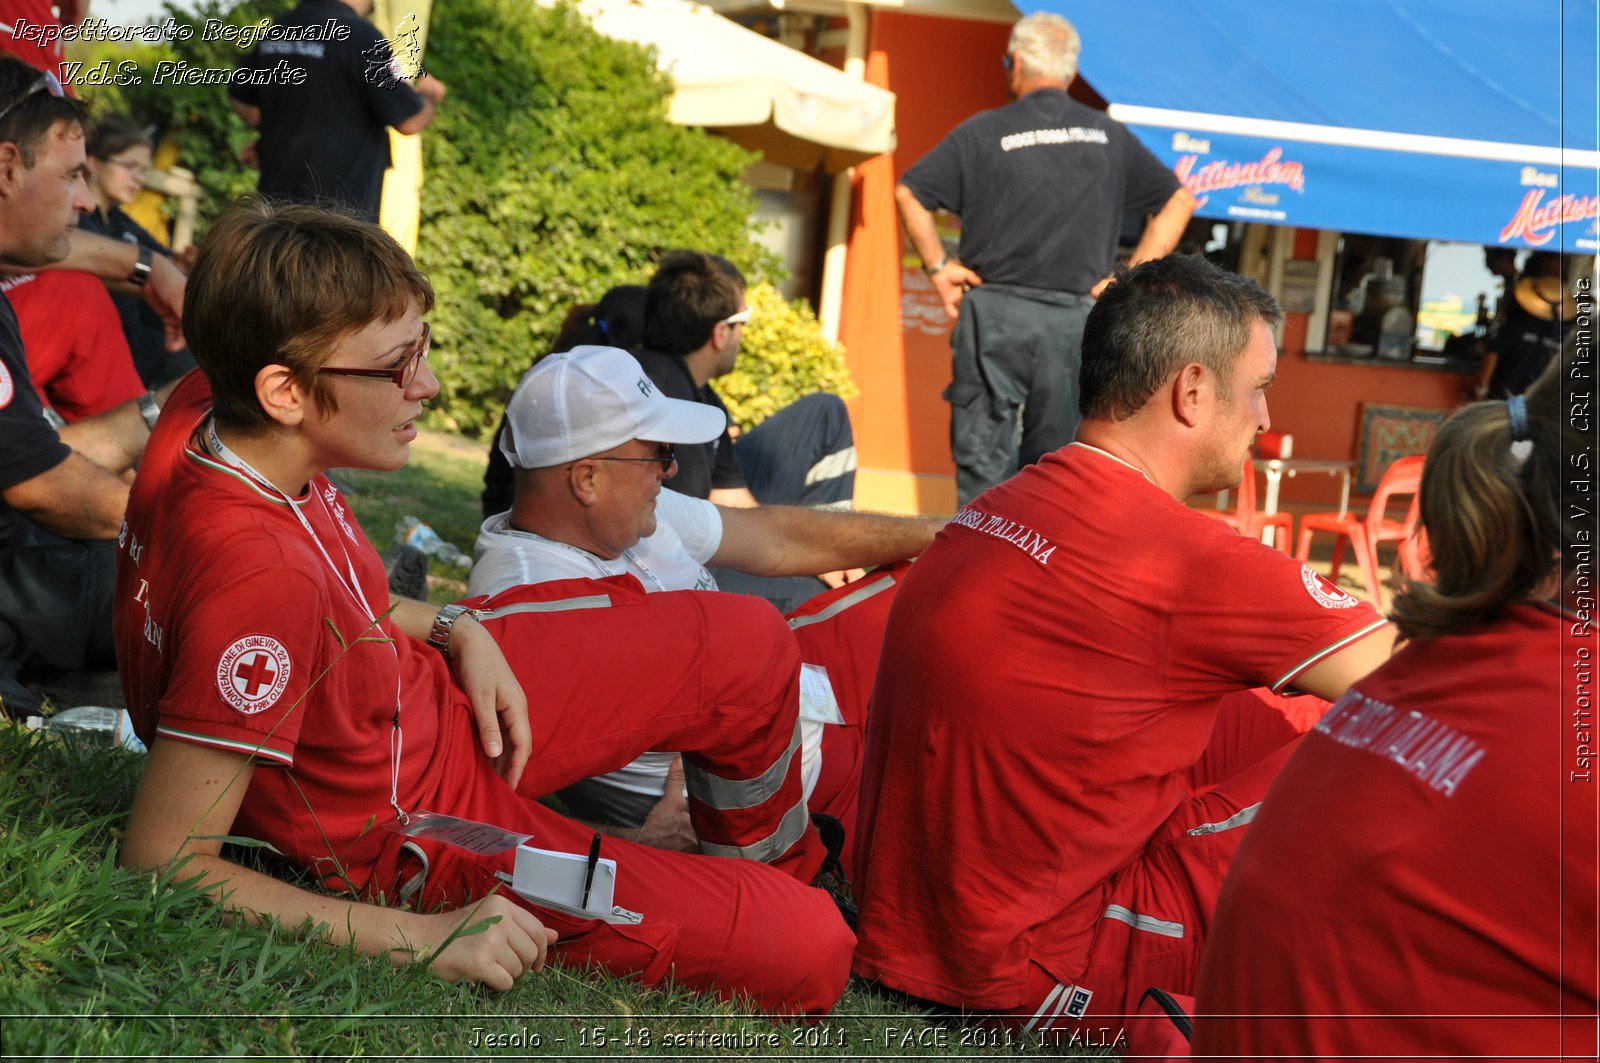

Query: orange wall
<box><xmin>839</xmin><ymin>12</ymin><xmax>1011</xmax><ymax>511</ymax></box>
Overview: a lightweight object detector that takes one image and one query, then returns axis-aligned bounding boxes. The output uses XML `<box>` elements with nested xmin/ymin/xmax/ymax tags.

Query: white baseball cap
<box><xmin>499</xmin><ymin>345</ymin><xmax>726</xmax><ymax>469</ymax></box>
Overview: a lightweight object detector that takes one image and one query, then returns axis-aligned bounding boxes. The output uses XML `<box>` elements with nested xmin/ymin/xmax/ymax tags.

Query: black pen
<box><xmin>580</xmin><ymin>831</ymin><xmax>602</xmax><ymax>910</ymax></box>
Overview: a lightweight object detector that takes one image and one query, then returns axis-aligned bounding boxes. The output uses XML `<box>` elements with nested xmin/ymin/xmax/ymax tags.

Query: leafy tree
<box><xmin>106</xmin><ymin>0</ymin><xmax>853</xmax><ymax>436</ymax></box>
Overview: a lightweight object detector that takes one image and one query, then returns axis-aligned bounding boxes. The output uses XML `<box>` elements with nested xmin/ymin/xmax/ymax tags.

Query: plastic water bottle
<box><xmin>396</xmin><ymin>516</ymin><xmax>470</xmax><ymax>568</ymax></box>
<box><xmin>26</xmin><ymin>705</ymin><xmax>147</xmax><ymax>752</ymax></box>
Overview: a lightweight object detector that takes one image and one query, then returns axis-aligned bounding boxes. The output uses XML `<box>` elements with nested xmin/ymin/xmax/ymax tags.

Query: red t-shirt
<box><xmin>853</xmin><ymin>443</ymin><xmax>1387</xmax><ymax>1009</ymax></box>
<box><xmin>116</xmin><ymin>373</ymin><xmax>473</xmax><ymax>891</ymax></box>
<box><xmin>4</xmin><ymin>272</ymin><xmax>143</xmax><ymax>421</ymax></box>
<box><xmin>1194</xmin><ymin>602</ymin><xmax>1599</xmax><ymax>1061</ymax></box>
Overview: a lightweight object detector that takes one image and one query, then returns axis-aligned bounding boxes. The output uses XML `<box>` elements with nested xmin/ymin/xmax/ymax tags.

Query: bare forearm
<box><xmin>133</xmin><ymin>848</ymin><xmax>431</xmax><ymax>960</ymax></box>
<box><xmin>1127</xmin><ymin>188</ymin><xmax>1198</xmax><ymax>267</ymax></box>
<box><xmin>717</xmin><ymin>506</ymin><xmax>944</xmax><ymax>577</ymax></box>
<box><xmin>895</xmin><ymin>184</ymin><xmax>949</xmax><ymax>269</ymax></box>
<box><xmin>59</xmin><ymin>400</ymin><xmax>146</xmax><ymax>474</ymax></box>
<box><xmin>4</xmin><ymin>452</ymin><xmax>128</xmax><ymax>539</ymax></box>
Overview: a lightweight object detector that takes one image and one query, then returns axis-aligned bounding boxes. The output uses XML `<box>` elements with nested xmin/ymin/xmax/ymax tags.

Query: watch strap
<box><xmin>137</xmin><ymin>390</ymin><xmax>161</xmax><ymax>431</ymax></box>
<box><xmin>129</xmin><ymin>245</ymin><xmax>154</xmax><ymax>287</ymax></box>
<box><xmin>427</xmin><ymin>603</ymin><xmax>470</xmax><ymax>652</ymax></box>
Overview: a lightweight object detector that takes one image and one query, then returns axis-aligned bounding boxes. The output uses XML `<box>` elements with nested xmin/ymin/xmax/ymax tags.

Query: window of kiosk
<box><xmin>1322</xmin><ymin>236</ymin><xmax>1590</xmax><ymax>363</ymax></box>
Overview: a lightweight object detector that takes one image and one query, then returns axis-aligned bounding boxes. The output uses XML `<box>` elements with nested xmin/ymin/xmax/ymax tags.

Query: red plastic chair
<box><xmin>1208</xmin><ymin>455</ymin><xmax>1293</xmax><ymax>553</ymax></box>
<box><xmin>1395</xmin><ymin>496</ymin><xmax>1433</xmax><ymax>585</ymax></box>
<box><xmin>1295</xmin><ymin>455</ymin><xmax>1425</xmax><ymax>609</ymax></box>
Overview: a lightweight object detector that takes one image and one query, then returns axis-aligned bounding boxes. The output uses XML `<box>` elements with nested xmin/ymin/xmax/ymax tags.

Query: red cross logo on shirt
<box><xmin>216</xmin><ymin>635</ymin><xmax>292</xmax><ymax>715</ymax></box>
<box><xmin>233</xmin><ymin>652</ymin><xmax>278</xmax><ymax>698</ymax></box>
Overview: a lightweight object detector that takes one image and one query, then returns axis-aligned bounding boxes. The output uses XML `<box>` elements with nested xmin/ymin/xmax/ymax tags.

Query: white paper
<box><xmin>798</xmin><ymin>662</ymin><xmax>845</xmax><ymax>726</ymax></box>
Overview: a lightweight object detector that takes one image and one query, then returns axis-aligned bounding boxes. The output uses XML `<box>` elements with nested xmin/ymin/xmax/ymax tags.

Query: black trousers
<box><xmin>710</xmin><ymin>393</ymin><xmax>857</xmax><ymax>617</ymax></box>
<box><xmin>0</xmin><ymin>525</ymin><xmax>117</xmax><ymax>714</ymax></box>
<box><xmin>945</xmin><ymin>284</ymin><xmax>1093</xmax><ymax>506</ymax></box>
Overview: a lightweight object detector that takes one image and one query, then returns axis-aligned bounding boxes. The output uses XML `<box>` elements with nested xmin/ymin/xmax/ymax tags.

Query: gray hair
<box><xmin>1008</xmin><ymin>12</ymin><xmax>1080</xmax><ymax>83</ymax></box>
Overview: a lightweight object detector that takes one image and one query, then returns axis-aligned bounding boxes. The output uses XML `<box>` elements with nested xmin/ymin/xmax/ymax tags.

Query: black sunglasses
<box><xmin>592</xmin><ymin>442</ymin><xmax>676</xmax><ymax>468</ymax></box>
<box><xmin>315</xmin><ymin>323</ymin><xmax>431</xmax><ymax>388</ymax></box>
<box><xmin>0</xmin><ymin>70</ymin><xmax>65</xmax><ymax>129</ymax></box>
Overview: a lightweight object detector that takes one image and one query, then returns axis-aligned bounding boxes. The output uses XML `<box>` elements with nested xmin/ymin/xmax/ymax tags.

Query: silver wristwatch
<box><xmin>129</xmin><ymin>245</ymin><xmax>154</xmax><ymax>287</ymax></box>
<box><xmin>427</xmin><ymin>603</ymin><xmax>471</xmax><ymax>652</ymax></box>
<box><xmin>137</xmin><ymin>390</ymin><xmax>161</xmax><ymax>431</ymax></box>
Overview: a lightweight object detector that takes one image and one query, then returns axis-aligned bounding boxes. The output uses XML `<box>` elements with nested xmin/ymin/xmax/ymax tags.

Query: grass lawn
<box><xmin>2</xmin><ymin>429</ymin><xmax>1107</xmax><ymax>1060</ymax></box>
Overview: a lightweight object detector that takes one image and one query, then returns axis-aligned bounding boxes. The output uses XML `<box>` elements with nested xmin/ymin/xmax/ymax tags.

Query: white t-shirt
<box><xmin>469</xmin><ymin>488</ymin><xmax>723</xmax><ymax>598</ymax></box>
<box><xmin>470</xmin><ymin>490</ymin><xmax>825</xmax><ymax>825</ymax></box>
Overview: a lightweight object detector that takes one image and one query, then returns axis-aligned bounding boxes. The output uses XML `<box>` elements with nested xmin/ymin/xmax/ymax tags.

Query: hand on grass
<box><xmin>448</xmin><ymin>617</ymin><xmax>532</xmax><ymax>789</ymax></box>
<box><xmin>633</xmin><ymin>758</ymin><xmax>697</xmax><ymax>853</ymax></box>
<box><xmin>412</xmin><ymin>895</ymin><xmax>556</xmax><ymax>991</ymax></box>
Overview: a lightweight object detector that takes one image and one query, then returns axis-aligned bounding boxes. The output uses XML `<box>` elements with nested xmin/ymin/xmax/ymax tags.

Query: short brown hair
<box><xmin>184</xmin><ymin>200</ymin><xmax>435</xmax><ymax>430</ymax></box>
<box><xmin>1080</xmin><ymin>255</ymin><xmax>1281</xmax><ymax>421</ymax></box>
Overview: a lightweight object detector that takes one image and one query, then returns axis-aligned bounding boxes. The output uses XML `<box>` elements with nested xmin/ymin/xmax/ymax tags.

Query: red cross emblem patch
<box><xmin>215</xmin><ymin>635</ymin><xmax>293</xmax><ymax>715</ymax></box>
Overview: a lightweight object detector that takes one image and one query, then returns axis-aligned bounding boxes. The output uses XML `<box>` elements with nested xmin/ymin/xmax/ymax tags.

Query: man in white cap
<box><xmin>470</xmin><ymin>344</ymin><xmax>943</xmax><ymax>872</ymax></box>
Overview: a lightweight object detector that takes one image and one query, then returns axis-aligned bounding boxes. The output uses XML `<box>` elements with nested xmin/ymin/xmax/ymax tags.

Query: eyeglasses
<box><xmin>592</xmin><ymin>442</ymin><xmax>676</xmax><ymax>469</ymax></box>
<box><xmin>315</xmin><ymin>322</ymin><xmax>431</xmax><ymax>388</ymax></box>
<box><xmin>720</xmin><ymin>307</ymin><xmax>753</xmax><ymax>327</ymax></box>
<box><xmin>0</xmin><ymin>70</ymin><xmax>65</xmax><ymax>129</ymax></box>
<box><xmin>100</xmin><ymin>156</ymin><xmax>150</xmax><ymax>178</ymax></box>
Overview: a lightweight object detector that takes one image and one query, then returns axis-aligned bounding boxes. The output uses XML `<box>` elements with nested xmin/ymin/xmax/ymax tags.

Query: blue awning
<box><xmin>1017</xmin><ymin>0</ymin><xmax>1600</xmax><ymax>252</ymax></box>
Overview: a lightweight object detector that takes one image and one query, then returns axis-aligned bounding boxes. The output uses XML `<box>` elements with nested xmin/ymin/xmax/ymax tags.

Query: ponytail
<box><xmin>1391</xmin><ymin>337</ymin><xmax>1576</xmax><ymax>639</ymax></box>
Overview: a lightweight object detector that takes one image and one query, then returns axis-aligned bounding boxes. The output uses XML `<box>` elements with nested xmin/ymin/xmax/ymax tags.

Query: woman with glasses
<box><xmin>76</xmin><ymin>113</ymin><xmax>195</xmax><ymax>389</ymax></box>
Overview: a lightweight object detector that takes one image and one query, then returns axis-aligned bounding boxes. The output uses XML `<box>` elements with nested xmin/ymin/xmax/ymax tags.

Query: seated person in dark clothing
<box><xmin>76</xmin><ymin>114</ymin><xmax>196</xmax><ymax>389</ymax></box>
<box><xmin>1474</xmin><ymin>251</ymin><xmax>1569</xmax><ymax>400</ymax></box>
<box><xmin>633</xmin><ymin>251</ymin><xmax>859</xmax><ymax>612</ymax></box>
<box><xmin>481</xmin><ymin>285</ymin><xmax>645</xmax><ymax>517</ymax></box>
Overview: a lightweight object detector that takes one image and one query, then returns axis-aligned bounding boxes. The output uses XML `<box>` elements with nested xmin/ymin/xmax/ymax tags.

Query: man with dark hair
<box><xmin>853</xmin><ymin>254</ymin><xmax>1394</xmax><ymax>1033</ymax></box>
<box><xmin>228</xmin><ymin>0</ymin><xmax>445</xmax><ymax>222</ymax></box>
<box><xmin>634</xmin><ymin>250</ymin><xmax>753</xmax><ymax>504</ymax></box>
<box><xmin>116</xmin><ymin>201</ymin><xmax>854</xmax><ymax>1012</ymax></box>
<box><xmin>0</xmin><ymin>57</ymin><xmax>177</xmax><ymax>713</ymax></box>
<box><xmin>898</xmin><ymin>11</ymin><xmax>1197</xmax><ymax>504</ymax></box>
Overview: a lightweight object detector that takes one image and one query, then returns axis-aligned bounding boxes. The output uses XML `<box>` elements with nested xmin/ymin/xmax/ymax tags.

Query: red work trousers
<box><xmin>398</xmin><ymin>576</ymin><xmax>852</xmax><ymax>1015</ymax></box>
<box><xmin>1005</xmin><ymin>687</ymin><xmax>1326</xmax><ymax>1037</ymax></box>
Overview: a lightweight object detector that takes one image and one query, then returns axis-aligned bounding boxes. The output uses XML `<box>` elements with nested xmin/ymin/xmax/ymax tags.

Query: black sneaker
<box><xmin>383</xmin><ymin>543</ymin><xmax>430</xmax><ymax>601</ymax></box>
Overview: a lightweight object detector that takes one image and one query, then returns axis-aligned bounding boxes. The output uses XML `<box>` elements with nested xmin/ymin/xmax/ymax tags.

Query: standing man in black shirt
<box><xmin>898</xmin><ymin>12</ymin><xmax>1196</xmax><ymax>504</ymax></box>
<box><xmin>229</xmin><ymin>0</ymin><xmax>445</xmax><ymax>223</ymax></box>
<box><xmin>0</xmin><ymin>58</ymin><xmax>174</xmax><ymax>713</ymax></box>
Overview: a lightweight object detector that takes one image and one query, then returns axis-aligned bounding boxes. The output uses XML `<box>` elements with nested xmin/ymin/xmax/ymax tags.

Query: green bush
<box><xmin>107</xmin><ymin>0</ymin><xmax>855</xmax><ymax>436</ymax></box>
<box><xmin>719</xmin><ymin>282</ymin><xmax>858</xmax><ymax>431</ymax></box>
<box><xmin>114</xmin><ymin>0</ymin><xmax>288</xmax><ymax>227</ymax></box>
<box><xmin>416</xmin><ymin>0</ymin><xmax>781</xmax><ymax>435</ymax></box>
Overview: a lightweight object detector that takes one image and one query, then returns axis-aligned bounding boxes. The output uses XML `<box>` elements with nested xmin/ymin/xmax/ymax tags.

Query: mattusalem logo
<box><xmin>1173</xmin><ymin>146</ymin><xmax>1306</xmax><ymax>206</ymax></box>
<box><xmin>1499</xmin><ymin>188</ymin><xmax>1600</xmax><ymax>246</ymax></box>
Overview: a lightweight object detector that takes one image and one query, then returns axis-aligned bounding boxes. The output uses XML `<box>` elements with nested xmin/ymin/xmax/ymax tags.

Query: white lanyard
<box><xmin>499</xmin><ymin>521</ymin><xmax>669</xmax><ymax>593</ymax></box>
<box><xmin>205</xmin><ymin>419</ymin><xmax>412</xmax><ymax>824</ymax></box>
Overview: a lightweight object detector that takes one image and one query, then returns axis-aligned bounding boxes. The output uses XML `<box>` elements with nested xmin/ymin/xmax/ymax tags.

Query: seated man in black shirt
<box><xmin>632</xmin><ymin>251</ymin><xmax>859</xmax><ymax>611</ymax></box>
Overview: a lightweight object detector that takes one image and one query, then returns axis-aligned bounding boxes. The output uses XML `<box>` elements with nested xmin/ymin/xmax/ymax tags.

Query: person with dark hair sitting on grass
<box><xmin>1194</xmin><ymin>343</ymin><xmax>1596</xmax><ymax>1059</ymax></box>
<box><xmin>115</xmin><ymin>201</ymin><xmax>854</xmax><ymax>1011</ymax></box>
